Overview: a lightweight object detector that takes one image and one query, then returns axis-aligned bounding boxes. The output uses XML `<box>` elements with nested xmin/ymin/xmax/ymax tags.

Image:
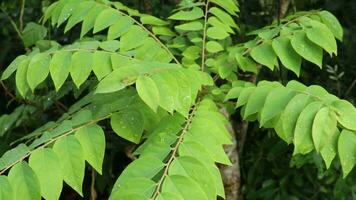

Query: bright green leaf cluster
<box><xmin>227</xmin><ymin>80</ymin><xmax>356</xmax><ymax>177</ymax></box>
<box><xmin>109</xmin><ymin>99</ymin><xmax>232</xmax><ymax>200</ymax></box>
<box><xmin>230</xmin><ymin>11</ymin><xmax>342</xmax><ymax>76</ymax></box>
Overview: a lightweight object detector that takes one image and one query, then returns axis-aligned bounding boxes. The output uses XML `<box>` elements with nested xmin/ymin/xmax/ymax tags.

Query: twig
<box><xmin>345</xmin><ymin>78</ymin><xmax>356</xmax><ymax>97</ymax></box>
<box><xmin>19</xmin><ymin>0</ymin><xmax>26</xmax><ymax>32</ymax></box>
<box><xmin>151</xmin><ymin>106</ymin><xmax>197</xmax><ymax>199</ymax></box>
<box><xmin>201</xmin><ymin>0</ymin><xmax>210</xmax><ymax>72</ymax></box>
<box><xmin>0</xmin><ymin>7</ymin><xmax>23</xmax><ymax>41</ymax></box>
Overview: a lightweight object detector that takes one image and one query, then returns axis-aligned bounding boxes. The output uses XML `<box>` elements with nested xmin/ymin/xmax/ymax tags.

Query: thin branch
<box><xmin>151</xmin><ymin>106</ymin><xmax>198</xmax><ymax>199</ymax></box>
<box><xmin>201</xmin><ymin>0</ymin><xmax>210</xmax><ymax>72</ymax></box>
<box><xmin>0</xmin><ymin>7</ymin><xmax>23</xmax><ymax>41</ymax></box>
<box><xmin>107</xmin><ymin>3</ymin><xmax>181</xmax><ymax>65</ymax></box>
<box><xmin>19</xmin><ymin>0</ymin><xmax>26</xmax><ymax>32</ymax></box>
<box><xmin>0</xmin><ymin>115</ymin><xmax>111</xmax><ymax>175</ymax></box>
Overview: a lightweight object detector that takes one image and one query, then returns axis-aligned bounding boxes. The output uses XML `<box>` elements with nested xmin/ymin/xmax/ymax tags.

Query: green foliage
<box><xmin>0</xmin><ymin>0</ymin><xmax>354</xmax><ymax>199</ymax></box>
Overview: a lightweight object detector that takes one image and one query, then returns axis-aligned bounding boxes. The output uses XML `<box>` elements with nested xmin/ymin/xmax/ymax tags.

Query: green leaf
<box><xmin>53</xmin><ymin>135</ymin><xmax>85</xmax><ymax>196</ymax></box>
<box><xmin>272</xmin><ymin>37</ymin><xmax>302</xmax><ymax>76</ymax></box>
<box><xmin>50</xmin><ymin>51</ymin><xmax>71</xmax><ymax>91</ymax></box>
<box><xmin>243</xmin><ymin>85</ymin><xmax>274</xmax><ymax>119</ymax></box>
<box><xmin>75</xmin><ymin>124</ymin><xmax>105</xmax><ymax>174</ymax></box>
<box><xmin>65</xmin><ymin>1</ymin><xmax>94</xmax><ymax>32</ymax></box>
<box><xmin>110</xmin><ymin>178</ymin><xmax>156</xmax><ymax>199</ymax></box>
<box><xmin>0</xmin><ymin>176</ymin><xmax>13</xmax><ymax>200</ymax></box>
<box><xmin>111</xmin><ymin>109</ymin><xmax>144</xmax><ymax>143</ymax></box>
<box><xmin>338</xmin><ymin>130</ymin><xmax>356</xmax><ymax>177</ymax></box>
<box><xmin>136</xmin><ymin>75</ymin><xmax>160</xmax><ymax>112</ymax></box>
<box><xmin>95</xmin><ymin>67</ymin><xmax>138</xmax><ymax>94</ymax></box>
<box><xmin>111</xmin><ymin>156</ymin><xmax>164</xmax><ymax>193</ymax></box>
<box><xmin>169</xmin><ymin>7</ymin><xmax>204</xmax><ymax>21</ymax></box>
<box><xmin>1</xmin><ymin>55</ymin><xmax>27</xmax><ymax>80</ymax></box>
<box><xmin>93</xmin><ymin>8</ymin><xmax>122</xmax><ymax>33</ymax></box>
<box><xmin>250</xmin><ymin>43</ymin><xmax>277</xmax><ymax>70</ymax></box>
<box><xmin>120</xmin><ymin>26</ymin><xmax>147</xmax><ymax>52</ymax></box>
<box><xmin>175</xmin><ymin>21</ymin><xmax>203</xmax><ymax>31</ymax></box>
<box><xmin>57</xmin><ymin>2</ymin><xmax>78</xmax><ymax>27</ymax></box>
<box><xmin>236</xmin><ymin>87</ymin><xmax>255</xmax><ymax>108</ymax></box>
<box><xmin>281</xmin><ymin>94</ymin><xmax>312</xmax><ymax>144</ymax></box>
<box><xmin>312</xmin><ymin>107</ymin><xmax>337</xmax><ymax>152</ymax></box>
<box><xmin>305</xmin><ymin>20</ymin><xmax>337</xmax><ymax>55</ymax></box>
<box><xmin>15</xmin><ymin>58</ymin><xmax>30</xmax><ymax>97</ymax></box>
<box><xmin>8</xmin><ymin>162</ymin><xmax>41</xmax><ymax>200</ymax></box>
<box><xmin>235</xmin><ymin>55</ymin><xmax>257</xmax><ymax>73</ymax></box>
<box><xmin>207</xmin><ymin>27</ymin><xmax>229</xmax><ymax>40</ymax></box>
<box><xmin>157</xmin><ymin>192</ymin><xmax>184</xmax><ymax>200</ymax></box>
<box><xmin>70</xmin><ymin>51</ymin><xmax>93</xmax><ymax>88</ymax></box>
<box><xmin>291</xmin><ymin>32</ymin><xmax>323</xmax><ymax>68</ymax></box>
<box><xmin>206</xmin><ymin>41</ymin><xmax>224</xmax><ymax>53</ymax></box>
<box><xmin>22</xmin><ymin>22</ymin><xmax>47</xmax><ymax>47</ymax></box>
<box><xmin>319</xmin><ymin>11</ymin><xmax>343</xmax><ymax>41</ymax></box>
<box><xmin>260</xmin><ymin>87</ymin><xmax>295</xmax><ymax>126</ymax></box>
<box><xmin>29</xmin><ymin>148</ymin><xmax>63</xmax><ymax>200</ymax></box>
<box><xmin>169</xmin><ymin>156</ymin><xmax>216</xmax><ymax>199</ymax></box>
<box><xmin>162</xmin><ymin>175</ymin><xmax>208</xmax><ymax>200</ymax></box>
<box><xmin>107</xmin><ymin>16</ymin><xmax>133</xmax><ymax>40</ymax></box>
<box><xmin>141</xmin><ymin>15</ymin><xmax>169</xmax><ymax>25</ymax></box>
<box><xmin>320</xmin><ymin>129</ymin><xmax>339</xmax><ymax>169</ymax></box>
<box><xmin>293</xmin><ymin>102</ymin><xmax>323</xmax><ymax>154</ymax></box>
<box><xmin>92</xmin><ymin>51</ymin><xmax>112</xmax><ymax>80</ymax></box>
<box><xmin>150</xmin><ymin>72</ymin><xmax>178</xmax><ymax>113</ymax></box>
<box><xmin>209</xmin><ymin>7</ymin><xmax>238</xmax><ymax>28</ymax></box>
<box><xmin>152</xmin><ymin>27</ymin><xmax>176</xmax><ymax>36</ymax></box>
<box><xmin>210</xmin><ymin>0</ymin><xmax>239</xmax><ymax>15</ymax></box>
<box><xmin>331</xmin><ymin>100</ymin><xmax>356</xmax><ymax>131</ymax></box>
<box><xmin>80</xmin><ymin>5</ymin><xmax>106</xmax><ymax>38</ymax></box>
<box><xmin>100</xmin><ymin>40</ymin><xmax>120</xmax><ymax>52</ymax></box>
<box><xmin>27</xmin><ymin>53</ymin><xmax>50</xmax><ymax>92</ymax></box>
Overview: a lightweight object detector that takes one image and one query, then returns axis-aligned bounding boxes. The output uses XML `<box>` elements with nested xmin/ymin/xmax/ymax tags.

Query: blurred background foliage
<box><xmin>0</xmin><ymin>0</ymin><xmax>355</xmax><ymax>199</ymax></box>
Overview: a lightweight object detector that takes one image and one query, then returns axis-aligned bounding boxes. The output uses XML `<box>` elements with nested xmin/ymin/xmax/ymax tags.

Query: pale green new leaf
<box><xmin>27</xmin><ymin>53</ymin><xmax>50</xmax><ymax>92</ymax></box>
<box><xmin>75</xmin><ymin>124</ymin><xmax>105</xmax><ymax>174</ymax></box>
<box><xmin>272</xmin><ymin>37</ymin><xmax>302</xmax><ymax>76</ymax></box>
<box><xmin>169</xmin><ymin>7</ymin><xmax>204</xmax><ymax>21</ymax></box>
<box><xmin>206</xmin><ymin>41</ymin><xmax>224</xmax><ymax>53</ymax></box>
<box><xmin>206</xmin><ymin>27</ymin><xmax>229</xmax><ymax>40</ymax></box>
<box><xmin>312</xmin><ymin>107</ymin><xmax>337</xmax><ymax>153</ymax></box>
<box><xmin>305</xmin><ymin>20</ymin><xmax>337</xmax><ymax>55</ymax></box>
<box><xmin>64</xmin><ymin>1</ymin><xmax>94</xmax><ymax>32</ymax></box>
<box><xmin>50</xmin><ymin>51</ymin><xmax>71</xmax><ymax>91</ymax></box>
<box><xmin>1</xmin><ymin>55</ymin><xmax>27</xmax><ymax>80</ymax></box>
<box><xmin>15</xmin><ymin>58</ymin><xmax>30</xmax><ymax>97</ymax></box>
<box><xmin>319</xmin><ymin>11</ymin><xmax>343</xmax><ymax>41</ymax></box>
<box><xmin>107</xmin><ymin>16</ymin><xmax>133</xmax><ymax>40</ymax></box>
<box><xmin>291</xmin><ymin>32</ymin><xmax>323</xmax><ymax>68</ymax></box>
<box><xmin>331</xmin><ymin>100</ymin><xmax>356</xmax><ymax>131</ymax></box>
<box><xmin>250</xmin><ymin>43</ymin><xmax>277</xmax><ymax>70</ymax></box>
<box><xmin>29</xmin><ymin>148</ymin><xmax>63</xmax><ymax>200</ymax></box>
<box><xmin>282</xmin><ymin>94</ymin><xmax>312</xmax><ymax>144</ymax></box>
<box><xmin>8</xmin><ymin>162</ymin><xmax>41</xmax><ymax>200</ymax></box>
<box><xmin>293</xmin><ymin>102</ymin><xmax>323</xmax><ymax>154</ymax></box>
<box><xmin>169</xmin><ymin>156</ymin><xmax>216</xmax><ymax>199</ymax></box>
<box><xmin>120</xmin><ymin>26</ymin><xmax>147</xmax><ymax>52</ymax></box>
<box><xmin>338</xmin><ymin>130</ymin><xmax>356</xmax><ymax>177</ymax></box>
<box><xmin>175</xmin><ymin>21</ymin><xmax>203</xmax><ymax>31</ymax></box>
<box><xmin>92</xmin><ymin>51</ymin><xmax>112</xmax><ymax>80</ymax></box>
<box><xmin>93</xmin><ymin>8</ymin><xmax>122</xmax><ymax>33</ymax></box>
<box><xmin>162</xmin><ymin>175</ymin><xmax>208</xmax><ymax>200</ymax></box>
<box><xmin>136</xmin><ymin>75</ymin><xmax>160</xmax><ymax>112</ymax></box>
<box><xmin>70</xmin><ymin>51</ymin><xmax>93</xmax><ymax>88</ymax></box>
<box><xmin>53</xmin><ymin>135</ymin><xmax>85</xmax><ymax>196</ymax></box>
